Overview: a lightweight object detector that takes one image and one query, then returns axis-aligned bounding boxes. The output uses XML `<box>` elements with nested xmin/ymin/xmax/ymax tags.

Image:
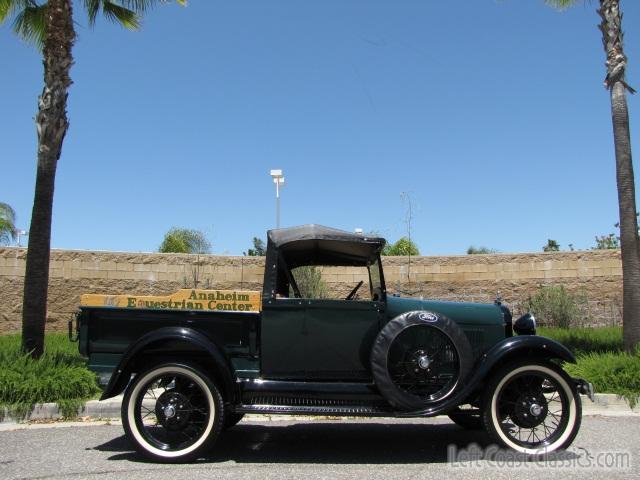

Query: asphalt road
<box><xmin>1</xmin><ymin>416</ymin><xmax>638</xmax><ymax>480</ymax></box>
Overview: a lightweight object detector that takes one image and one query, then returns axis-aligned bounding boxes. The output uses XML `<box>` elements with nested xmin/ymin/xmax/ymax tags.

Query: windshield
<box><xmin>369</xmin><ymin>257</ymin><xmax>384</xmax><ymax>301</ymax></box>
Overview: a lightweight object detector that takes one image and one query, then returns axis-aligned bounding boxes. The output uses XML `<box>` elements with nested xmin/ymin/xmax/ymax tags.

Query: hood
<box><xmin>386</xmin><ymin>295</ymin><xmax>506</xmax><ymax>329</ymax></box>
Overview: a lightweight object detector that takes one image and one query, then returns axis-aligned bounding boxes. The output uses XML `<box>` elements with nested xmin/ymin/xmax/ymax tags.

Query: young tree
<box><xmin>159</xmin><ymin>228</ymin><xmax>211</xmax><ymax>254</ymax></box>
<box><xmin>594</xmin><ymin>233</ymin><xmax>620</xmax><ymax>250</ymax></box>
<box><xmin>245</xmin><ymin>237</ymin><xmax>266</xmax><ymax>256</ymax></box>
<box><xmin>547</xmin><ymin>0</ymin><xmax>639</xmax><ymax>351</ymax></box>
<box><xmin>543</xmin><ymin>239</ymin><xmax>560</xmax><ymax>252</ymax></box>
<box><xmin>1</xmin><ymin>0</ymin><xmax>185</xmax><ymax>358</ymax></box>
<box><xmin>0</xmin><ymin>203</ymin><xmax>17</xmax><ymax>245</ymax></box>
<box><xmin>159</xmin><ymin>228</ymin><xmax>211</xmax><ymax>288</ymax></box>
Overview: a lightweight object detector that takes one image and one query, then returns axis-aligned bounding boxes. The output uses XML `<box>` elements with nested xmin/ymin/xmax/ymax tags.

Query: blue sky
<box><xmin>2</xmin><ymin>0</ymin><xmax>639</xmax><ymax>255</ymax></box>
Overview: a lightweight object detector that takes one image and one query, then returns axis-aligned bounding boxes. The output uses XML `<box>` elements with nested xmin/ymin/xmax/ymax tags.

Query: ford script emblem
<box><xmin>419</xmin><ymin>312</ymin><xmax>438</xmax><ymax>322</ymax></box>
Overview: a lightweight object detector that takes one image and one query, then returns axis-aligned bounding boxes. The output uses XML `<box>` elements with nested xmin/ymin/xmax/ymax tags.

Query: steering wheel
<box><xmin>345</xmin><ymin>280</ymin><xmax>364</xmax><ymax>300</ymax></box>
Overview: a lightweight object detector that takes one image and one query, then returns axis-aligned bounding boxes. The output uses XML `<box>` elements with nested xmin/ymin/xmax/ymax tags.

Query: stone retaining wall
<box><xmin>0</xmin><ymin>248</ymin><xmax>622</xmax><ymax>334</ymax></box>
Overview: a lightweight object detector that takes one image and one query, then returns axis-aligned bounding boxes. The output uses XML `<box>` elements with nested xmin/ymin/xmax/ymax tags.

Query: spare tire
<box><xmin>371</xmin><ymin>311</ymin><xmax>473</xmax><ymax>411</ymax></box>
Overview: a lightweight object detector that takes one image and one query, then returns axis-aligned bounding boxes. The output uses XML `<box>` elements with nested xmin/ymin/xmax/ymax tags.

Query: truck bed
<box><xmin>77</xmin><ymin>289</ymin><xmax>261</xmax><ymax>385</ymax></box>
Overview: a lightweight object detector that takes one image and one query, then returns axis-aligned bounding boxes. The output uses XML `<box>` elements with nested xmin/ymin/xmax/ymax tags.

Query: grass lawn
<box><xmin>539</xmin><ymin>326</ymin><xmax>640</xmax><ymax>407</ymax></box>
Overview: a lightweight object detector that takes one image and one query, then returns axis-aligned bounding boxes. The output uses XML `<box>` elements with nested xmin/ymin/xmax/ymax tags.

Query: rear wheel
<box><xmin>122</xmin><ymin>363</ymin><xmax>224</xmax><ymax>462</ymax></box>
<box><xmin>481</xmin><ymin>360</ymin><xmax>581</xmax><ymax>455</ymax></box>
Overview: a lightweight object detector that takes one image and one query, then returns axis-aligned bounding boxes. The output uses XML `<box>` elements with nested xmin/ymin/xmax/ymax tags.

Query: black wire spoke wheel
<box><xmin>482</xmin><ymin>361</ymin><xmax>582</xmax><ymax>455</ymax></box>
<box><xmin>371</xmin><ymin>311</ymin><xmax>472</xmax><ymax>411</ymax></box>
<box><xmin>387</xmin><ymin>325</ymin><xmax>460</xmax><ymax>403</ymax></box>
<box><xmin>137</xmin><ymin>374</ymin><xmax>209</xmax><ymax>450</ymax></box>
<box><xmin>122</xmin><ymin>363</ymin><xmax>224</xmax><ymax>462</ymax></box>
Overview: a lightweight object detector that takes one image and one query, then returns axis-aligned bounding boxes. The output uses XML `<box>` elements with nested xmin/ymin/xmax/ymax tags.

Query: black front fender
<box><xmin>397</xmin><ymin>335</ymin><xmax>576</xmax><ymax>417</ymax></box>
<box><xmin>100</xmin><ymin>327</ymin><xmax>235</xmax><ymax>401</ymax></box>
<box><xmin>481</xmin><ymin>334</ymin><xmax>576</xmax><ymax>366</ymax></box>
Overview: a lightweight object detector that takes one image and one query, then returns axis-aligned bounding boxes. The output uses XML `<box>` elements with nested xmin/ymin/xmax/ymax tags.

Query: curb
<box><xmin>2</xmin><ymin>393</ymin><xmax>638</xmax><ymax>425</ymax></box>
<box><xmin>582</xmin><ymin>393</ymin><xmax>640</xmax><ymax>415</ymax></box>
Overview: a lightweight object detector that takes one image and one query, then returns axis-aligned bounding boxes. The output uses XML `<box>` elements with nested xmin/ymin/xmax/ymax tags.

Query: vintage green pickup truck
<box><xmin>73</xmin><ymin>225</ymin><xmax>593</xmax><ymax>462</ymax></box>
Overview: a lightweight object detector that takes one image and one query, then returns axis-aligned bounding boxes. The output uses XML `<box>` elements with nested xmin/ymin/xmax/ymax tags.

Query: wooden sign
<box><xmin>80</xmin><ymin>289</ymin><xmax>262</xmax><ymax>312</ymax></box>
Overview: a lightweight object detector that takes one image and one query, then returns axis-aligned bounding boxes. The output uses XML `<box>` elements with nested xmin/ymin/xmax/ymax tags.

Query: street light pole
<box><xmin>16</xmin><ymin>230</ymin><xmax>28</xmax><ymax>247</ymax></box>
<box><xmin>270</xmin><ymin>169</ymin><xmax>285</xmax><ymax>228</ymax></box>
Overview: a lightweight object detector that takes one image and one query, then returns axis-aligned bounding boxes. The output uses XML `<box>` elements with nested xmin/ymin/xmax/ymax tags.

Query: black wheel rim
<box><xmin>134</xmin><ymin>372</ymin><xmax>211</xmax><ymax>452</ymax></box>
<box><xmin>495</xmin><ymin>371</ymin><xmax>570</xmax><ymax>449</ymax></box>
<box><xmin>387</xmin><ymin>325</ymin><xmax>460</xmax><ymax>403</ymax></box>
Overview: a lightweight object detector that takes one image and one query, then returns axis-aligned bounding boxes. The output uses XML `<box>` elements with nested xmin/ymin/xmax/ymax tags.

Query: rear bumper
<box><xmin>574</xmin><ymin>378</ymin><xmax>595</xmax><ymax>402</ymax></box>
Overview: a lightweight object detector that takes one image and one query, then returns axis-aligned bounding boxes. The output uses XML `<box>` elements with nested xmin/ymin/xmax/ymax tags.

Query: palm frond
<box><xmin>0</xmin><ymin>203</ymin><xmax>16</xmax><ymax>225</ymax></box>
<box><xmin>120</xmin><ymin>0</ymin><xmax>187</xmax><ymax>13</ymax></box>
<box><xmin>0</xmin><ymin>220</ymin><xmax>17</xmax><ymax>244</ymax></box>
<box><xmin>102</xmin><ymin>1</ymin><xmax>140</xmax><ymax>30</ymax></box>
<box><xmin>12</xmin><ymin>3</ymin><xmax>46</xmax><ymax>48</ymax></box>
<box><xmin>0</xmin><ymin>203</ymin><xmax>17</xmax><ymax>244</ymax></box>
<box><xmin>0</xmin><ymin>0</ymin><xmax>13</xmax><ymax>22</ymax></box>
<box><xmin>84</xmin><ymin>0</ymin><xmax>100</xmax><ymax>26</ymax></box>
<box><xmin>1</xmin><ymin>0</ymin><xmax>37</xmax><ymax>24</ymax></box>
<box><xmin>544</xmin><ymin>0</ymin><xmax>579</xmax><ymax>11</ymax></box>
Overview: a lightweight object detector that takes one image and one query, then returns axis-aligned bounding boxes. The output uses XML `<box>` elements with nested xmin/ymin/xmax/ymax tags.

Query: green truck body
<box><xmin>73</xmin><ymin>224</ymin><xmax>591</xmax><ymax>462</ymax></box>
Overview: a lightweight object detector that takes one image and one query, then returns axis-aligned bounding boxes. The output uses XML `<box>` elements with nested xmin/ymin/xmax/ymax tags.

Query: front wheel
<box><xmin>122</xmin><ymin>363</ymin><xmax>224</xmax><ymax>462</ymax></box>
<box><xmin>481</xmin><ymin>360</ymin><xmax>582</xmax><ymax>455</ymax></box>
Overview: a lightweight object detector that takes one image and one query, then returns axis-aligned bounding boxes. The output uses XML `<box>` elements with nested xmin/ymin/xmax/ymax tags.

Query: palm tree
<box><xmin>0</xmin><ymin>202</ymin><xmax>17</xmax><ymax>245</ymax></box>
<box><xmin>1</xmin><ymin>0</ymin><xmax>185</xmax><ymax>358</ymax></box>
<box><xmin>547</xmin><ymin>0</ymin><xmax>639</xmax><ymax>351</ymax></box>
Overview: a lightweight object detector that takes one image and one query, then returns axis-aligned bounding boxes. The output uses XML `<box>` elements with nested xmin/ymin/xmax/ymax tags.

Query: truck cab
<box><xmin>260</xmin><ymin>225</ymin><xmax>386</xmax><ymax>380</ymax></box>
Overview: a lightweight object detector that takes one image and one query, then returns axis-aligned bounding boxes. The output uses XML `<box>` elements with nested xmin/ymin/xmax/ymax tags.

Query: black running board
<box><xmin>235</xmin><ymin>403</ymin><xmax>396</xmax><ymax>417</ymax></box>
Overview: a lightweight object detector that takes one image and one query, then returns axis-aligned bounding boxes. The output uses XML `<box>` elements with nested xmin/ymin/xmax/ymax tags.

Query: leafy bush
<box><xmin>0</xmin><ymin>334</ymin><xmax>100</xmax><ymax>420</ymax></box>
<box><xmin>594</xmin><ymin>233</ymin><xmax>620</xmax><ymax>250</ymax></box>
<box><xmin>382</xmin><ymin>237</ymin><xmax>420</xmax><ymax>256</ymax></box>
<box><xmin>527</xmin><ymin>285</ymin><xmax>589</xmax><ymax>328</ymax></box>
<box><xmin>291</xmin><ymin>266</ymin><xmax>329</xmax><ymax>299</ymax></box>
<box><xmin>540</xmin><ymin>327</ymin><xmax>637</xmax><ymax>406</ymax></box>
<box><xmin>245</xmin><ymin>237</ymin><xmax>266</xmax><ymax>256</ymax></box>
<box><xmin>467</xmin><ymin>246</ymin><xmax>498</xmax><ymax>254</ymax></box>
<box><xmin>565</xmin><ymin>350</ymin><xmax>640</xmax><ymax>408</ymax></box>
<box><xmin>538</xmin><ymin>326</ymin><xmax>622</xmax><ymax>356</ymax></box>
<box><xmin>543</xmin><ymin>239</ymin><xmax>560</xmax><ymax>252</ymax></box>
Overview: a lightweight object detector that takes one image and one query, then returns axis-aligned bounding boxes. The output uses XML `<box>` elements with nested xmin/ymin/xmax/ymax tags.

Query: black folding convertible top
<box><xmin>267</xmin><ymin>224</ymin><xmax>385</xmax><ymax>267</ymax></box>
<box><xmin>262</xmin><ymin>225</ymin><xmax>386</xmax><ymax>299</ymax></box>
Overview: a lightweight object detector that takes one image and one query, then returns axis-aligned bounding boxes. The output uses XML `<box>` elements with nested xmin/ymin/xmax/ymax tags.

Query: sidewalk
<box><xmin>2</xmin><ymin>393</ymin><xmax>638</xmax><ymax>425</ymax></box>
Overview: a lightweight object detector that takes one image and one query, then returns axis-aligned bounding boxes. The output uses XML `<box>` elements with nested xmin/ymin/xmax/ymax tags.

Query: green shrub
<box><xmin>540</xmin><ymin>327</ymin><xmax>637</xmax><ymax>407</ymax></box>
<box><xmin>0</xmin><ymin>334</ymin><xmax>100</xmax><ymax>420</ymax></box>
<box><xmin>527</xmin><ymin>285</ymin><xmax>589</xmax><ymax>328</ymax></box>
<box><xmin>467</xmin><ymin>246</ymin><xmax>498</xmax><ymax>254</ymax></box>
<box><xmin>382</xmin><ymin>237</ymin><xmax>420</xmax><ymax>256</ymax></box>
<box><xmin>538</xmin><ymin>326</ymin><xmax>623</xmax><ymax>356</ymax></box>
<box><xmin>565</xmin><ymin>350</ymin><xmax>640</xmax><ymax>408</ymax></box>
<box><xmin>291</xmin><ymin>266</ymin><xmax>329</xmax><ymax>299</ymax></box>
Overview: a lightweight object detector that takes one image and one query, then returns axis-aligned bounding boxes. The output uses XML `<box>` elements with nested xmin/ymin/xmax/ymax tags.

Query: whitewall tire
<box><xmin>481</xmin><ymin>360</ymin><xmax>581</xmax><ymax>455</ymax></box>
<box><xmin>121</xmin><ymin>363</ymin><xmax>224</xmax><ymax>462</ymax></box>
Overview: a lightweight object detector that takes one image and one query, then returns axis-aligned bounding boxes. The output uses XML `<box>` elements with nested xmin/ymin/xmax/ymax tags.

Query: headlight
<box><xmin>514</xmin><ymin>313</ymin><xmax>536</xmax><ymax>335</ymax></box>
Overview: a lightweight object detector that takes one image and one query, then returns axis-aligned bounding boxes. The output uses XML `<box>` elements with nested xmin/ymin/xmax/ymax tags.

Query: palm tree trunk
<box><xmin>599</xmin><ymin>0</ymin><xmax>640</xmax><ymax>352</ymax></box>
<box><xmin>21</xmin><ymin>0</ymin><xmax>75</xmax><ymax>358</ymax></box>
